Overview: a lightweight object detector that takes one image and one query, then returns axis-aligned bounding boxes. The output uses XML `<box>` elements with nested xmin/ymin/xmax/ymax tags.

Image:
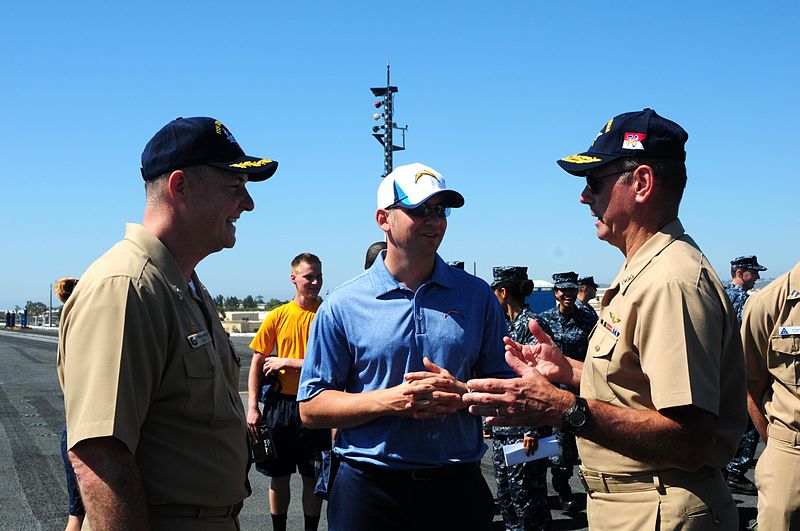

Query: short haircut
<box><xmin>621</xmin><ymin>157</ymin><xmax>687</xmax><ymax>203</ymax></box>
<box><xmin>54</xmin><ymin>278</ymin><xmax>79</xmax><ymax>303</ymax></box>
<box><xmin>730</xmin><ymin>266</ymin><xmax>753</xmax><ymax>278</ymax></box>
<box><xmin>292</xmin><ymin>253</ymin><xmax>321</xmax><ymax>271</ymax></box>
<box><xmin>364</xmin><ymin>241</ymin><xmax>387</xmax><ymax>269</ymax></box>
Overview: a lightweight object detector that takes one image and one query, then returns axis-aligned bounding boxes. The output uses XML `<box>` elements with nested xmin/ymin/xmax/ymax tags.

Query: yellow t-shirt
<box><xmin>249</xmin><ymin>300</ymin><xmax>320</xmax><ymax>395</ymax></box>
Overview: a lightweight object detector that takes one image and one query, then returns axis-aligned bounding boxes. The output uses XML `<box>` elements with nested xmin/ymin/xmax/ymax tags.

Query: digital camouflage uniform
<box><xmin>724</xmin><ymin>282</ymin><xmax>759</xmax><ymax>478</ymax></box>
<box><xmin>492</xmin><ymin>305</ymin><xmax>552</xmax><ymax>530</ymax></box>
<box><xmin>535</xmin><ymin>303</ymin><xmax>598</xmax><ymax>498</ymax></box>
<box><xmin>576</xmin><ymin>298</ymin><xmax>597</xmax><ymax>318</ymax></box>
<box><xmin>726</xmin><ymin>283</ymin><xmax>749</xmax><ymax>325</ymax></box>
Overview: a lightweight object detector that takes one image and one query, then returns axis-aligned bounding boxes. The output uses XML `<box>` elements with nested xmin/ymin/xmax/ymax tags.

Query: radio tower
<box><xmin>371</xmin><ymin>62</ymin><xmax>408</xmax><ymax>177</ymax></box>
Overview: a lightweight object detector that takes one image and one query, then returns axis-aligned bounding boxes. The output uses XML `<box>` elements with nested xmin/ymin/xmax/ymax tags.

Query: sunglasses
<box><xmin>585</xmin><ymin>169</ymin><xmax>630</xmax><ymax>195</ymax></box>
<box><xmin>388</xmin><ymin>202</ymin><xmax>451</xmax><ymax>219</ymax></box>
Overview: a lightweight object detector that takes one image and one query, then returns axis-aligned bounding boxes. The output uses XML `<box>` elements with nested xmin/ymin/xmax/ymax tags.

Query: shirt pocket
<box><xmin>768</xmin><ymin>335</ymin><xmax>800</xmax><ymax>386</ymax></box>
<box><xmin>585</xmin><ymin>329</ymin><xmax>618</xmax><ymax>402</ymax></box>
<box><xmin>182</xmin><ymin>346</ymin><xmax>218</xmax><ymax>423</ymax></box>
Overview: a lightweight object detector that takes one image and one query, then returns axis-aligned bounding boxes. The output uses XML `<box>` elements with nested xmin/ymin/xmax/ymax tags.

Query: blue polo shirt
<box><xmin>298</xmin><ymin>252</ymin><xmax>513</xmax><ymax>469</ymax></box>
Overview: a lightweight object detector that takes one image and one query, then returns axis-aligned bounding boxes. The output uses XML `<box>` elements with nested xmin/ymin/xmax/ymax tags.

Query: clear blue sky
<box><xmin>2</xmin><ymin>1</ymin><xmax>798</xmax><ymax>310</ymax></box>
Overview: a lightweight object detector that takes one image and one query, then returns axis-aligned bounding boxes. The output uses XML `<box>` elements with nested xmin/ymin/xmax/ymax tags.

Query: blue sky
<box><xmin>2</xmin><ymin>1</ymin><xmax>798</xmax><ymax>310</ymax></box>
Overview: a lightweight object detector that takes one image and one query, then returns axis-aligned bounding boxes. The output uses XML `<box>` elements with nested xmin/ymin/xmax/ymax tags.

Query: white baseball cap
<box><xmin>377</xmin><ymin>163</ymin><xmax>465</xmax><ymax>210</ymax></box>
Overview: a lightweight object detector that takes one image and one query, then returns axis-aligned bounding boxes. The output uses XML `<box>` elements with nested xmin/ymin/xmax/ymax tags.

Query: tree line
<box><xmin>212</xmin><ymin>295</ymin><xmax>288</xmax><ymax>317</ymax></box>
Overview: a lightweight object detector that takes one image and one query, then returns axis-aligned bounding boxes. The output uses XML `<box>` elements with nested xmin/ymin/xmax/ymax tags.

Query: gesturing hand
<box><xmin>503</xmin><ymin>320</ymin><xmax>573</xmax><ymax>385</ymax></box>
<box><xmin>463</xmin><ymin>360</ymin><xmax>571</xmax><ymax>428</ymax></box>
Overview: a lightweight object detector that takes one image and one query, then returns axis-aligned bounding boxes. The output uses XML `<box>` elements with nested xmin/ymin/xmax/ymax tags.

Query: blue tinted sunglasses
<box><xmin>388</xmin><ymin>202</ymin><xmax>450</xmax><ymax>219</ymax></box>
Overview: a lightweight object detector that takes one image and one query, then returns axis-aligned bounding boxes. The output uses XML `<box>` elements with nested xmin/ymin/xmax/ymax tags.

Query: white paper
<box><xmin>503</xmin><ymin>435</ymin><xmax>559</xmax><ymax>466</ymax></box>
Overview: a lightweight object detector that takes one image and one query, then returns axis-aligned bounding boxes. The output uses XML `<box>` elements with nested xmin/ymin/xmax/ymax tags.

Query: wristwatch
<box><xmin>562</xmin><ymin>395</ymin><xmax>591</xmax><ymax>435</ymax></box>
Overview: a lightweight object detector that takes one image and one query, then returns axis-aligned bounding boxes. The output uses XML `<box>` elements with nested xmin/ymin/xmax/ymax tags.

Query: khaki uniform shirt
<box><xmin>57</xmin><ymin>224</ymin><xmax>250</xmax><ymax>507</ymax></box>
<box><xmin>742</xmin><ymin>262</ymin><xmax>800</xmax><ymax>431</ymax></box>
<box><xmin>579</xmin><ymin>219</ymin><xmax>746</xmax><ymax>473</ymax></box>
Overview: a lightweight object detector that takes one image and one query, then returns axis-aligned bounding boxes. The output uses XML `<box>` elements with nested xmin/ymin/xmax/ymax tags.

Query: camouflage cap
<box><xmin>730</xmin><ymin>255</ymin><xmax>767</xmax><ymax>272</ymax></box>
<box><xmin>492</xmin><ymin>266</ymin><xmax>528</xmax><ymax>288</ymax></box>
<box><xmin>578</xmin><ymin>275</ymin><xmax>599</xmax><ymax>288</ymax></box>
<box><xmin>552</xmin><ymin>271</ymin><xmax>579</xmax><ymax>289</ymax></box>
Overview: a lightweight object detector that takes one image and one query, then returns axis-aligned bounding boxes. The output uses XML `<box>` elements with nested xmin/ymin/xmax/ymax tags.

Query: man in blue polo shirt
<box><xmin>298</xmin><ymin>163</ymin><xmax>513</xmax><ymax>531</ymax></box>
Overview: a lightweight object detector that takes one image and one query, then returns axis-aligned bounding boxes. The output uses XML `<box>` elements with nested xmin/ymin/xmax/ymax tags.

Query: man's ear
<box><xmin>632</xmin><ymin>165</ymin><xmax>655</xmax><ymax>205</ymax></box>
<box><xmin>167</xmin><ymin>170</ymin><xmax>188</xmax><ymax>202</ymax></box>
<box><xmin>376</xmin><ymin>209</ymin><xmax>391</xmax><ymax>232</ymax></box>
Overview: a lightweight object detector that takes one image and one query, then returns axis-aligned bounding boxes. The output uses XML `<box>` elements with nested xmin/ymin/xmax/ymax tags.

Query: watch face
<box><xmin>569</xmin><ymin>411</ymin><xmax>586</xmax><ymax>427</ymax></box>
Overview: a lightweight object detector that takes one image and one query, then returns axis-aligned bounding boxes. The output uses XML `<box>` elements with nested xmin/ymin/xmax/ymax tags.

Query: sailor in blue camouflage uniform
<box><xmin>576</xmin><ymin>276</ymin><xmax>598</xmax><ymax>318</ymax></box>
<box><xmin>491</xmin><ymin>266</ymin><xmax>552</xmax><ymax>530</ymax></box>
<box><xmin>535</xmin><ymin>272</ymin><xmax>598</xmax><ymax>512</ymax></box>
<box><xmin>723</xmin><ymin>255</ymin><xmax>767</xmax><ymax>496</ymax></box>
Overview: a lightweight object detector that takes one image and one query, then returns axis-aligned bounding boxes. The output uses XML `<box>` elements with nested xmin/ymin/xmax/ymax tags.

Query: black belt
<box><xmin>149</xmin><ymin>501</ymin><xmax>243</xmax><ymax>518</ymax></box>
<box><xmin>344</xmin><ymin>459</ymin><xmax>479</xmax><ymax>481</ymax></box>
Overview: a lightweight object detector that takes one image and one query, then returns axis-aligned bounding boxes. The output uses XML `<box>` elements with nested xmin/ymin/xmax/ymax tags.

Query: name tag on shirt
<box><xmin>779</xmin><ymin>326</ymin><xmax>800</xmax><ymax>337</ymax></box>
<box><xmin>187</xmin><ymin>330</ymin><xmax>212</xmax><ymax>348</ymax></box>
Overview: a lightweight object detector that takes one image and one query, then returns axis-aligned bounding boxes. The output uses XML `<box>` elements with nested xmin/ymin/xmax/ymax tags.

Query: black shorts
<box><xmin>255</xmin><ymin>394</ymin><xmax>331</xmax><ymax>478</ymax></box>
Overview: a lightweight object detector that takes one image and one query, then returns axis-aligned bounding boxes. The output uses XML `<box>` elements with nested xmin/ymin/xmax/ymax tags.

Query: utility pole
<box><xmin>371</xmin><ymin>62</ymin><xmax>408</xmax><ymax>177</ymax></box>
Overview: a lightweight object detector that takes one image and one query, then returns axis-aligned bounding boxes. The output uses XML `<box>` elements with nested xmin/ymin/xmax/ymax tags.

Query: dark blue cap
<box><xmin>578</xmin><ymin>276</ymin><xmax>598</xmax><ymax>288</ymax></box>
<box><xmin>730</xmin><ymin>255</ymin><xmax>767</xmax><ymax>271</ymax></box>
<box><xmin>141</xmin><ymin>117</ymin><xmax>278</xmax><ymax>181</ymax></box>
<box><xmin>448</xmin><ymin>261</ymin><xmax>465</xmax><ymax>270</ymax></box>
<box><xmin>557</xmin><ymin>109</ymin><xmax>688</xmax><ymax>176</ymax></box>
<box><xmin>492</xmin><ymin>266</ymin><xmax>528</xmax><ymax>288</ymax></box>
<box><xmin>552</xmin><ymin>271</ymin><xmax>579</xmax><ymax>289</ymax></box>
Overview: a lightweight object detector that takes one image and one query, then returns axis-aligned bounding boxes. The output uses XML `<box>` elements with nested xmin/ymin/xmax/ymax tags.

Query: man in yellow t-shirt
<box><xmin>247</xmin><ymin>253</ymin><xmax>330</xmax><ymax>531</ymax></box>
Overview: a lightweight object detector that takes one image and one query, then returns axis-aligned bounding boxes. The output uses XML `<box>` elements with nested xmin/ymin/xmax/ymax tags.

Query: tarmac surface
<box><xmin>0</xmin><ymin>327</ymin><xmax>760</xmax><ymax>530</ymax></box>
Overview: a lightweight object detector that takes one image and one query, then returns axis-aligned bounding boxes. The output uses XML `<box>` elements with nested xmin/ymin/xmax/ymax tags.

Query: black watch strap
<box><xmin>562</xmin><ymin>395</ymin><xmax>591</xmax><ymax>435</ymax></box>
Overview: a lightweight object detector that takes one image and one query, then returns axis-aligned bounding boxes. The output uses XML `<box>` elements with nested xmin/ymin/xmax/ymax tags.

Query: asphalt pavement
<box><xmin>0</xmin><ymin>328</ymin><xmax>760</xmax><ymax>530</ymax></box>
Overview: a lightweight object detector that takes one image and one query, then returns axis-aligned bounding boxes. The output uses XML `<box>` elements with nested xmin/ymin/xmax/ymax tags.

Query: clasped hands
<box><xmin>399</xmin><ymin>357</ymin><xmax>468</xmax><ymax>420</ymax></box>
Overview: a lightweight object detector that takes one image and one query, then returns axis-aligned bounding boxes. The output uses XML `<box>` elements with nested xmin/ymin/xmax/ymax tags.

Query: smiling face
<box><xmin>186</xmin><ymin>165</ymin><xmax>254</xmax><ymax>254</ymax></box>
<box><xmin>292</xmin><ymin>260</ymin><xmax>323</xmax><ymax>298</ymax></box>
<box><xmin>555</xmin><ymin>287</ymin><xmax>578</xmax><ymax>314</ymax></box>
<box><xmin>381</xmin><ymin>195</ymin><xmax>448</xmax><ymax>258</ymax></box>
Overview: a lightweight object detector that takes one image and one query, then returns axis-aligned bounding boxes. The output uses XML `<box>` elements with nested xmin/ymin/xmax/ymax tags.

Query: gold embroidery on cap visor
<box><xmin>415</xmin><ymin>170</ymin><xmax>440</xmax><ymax>183</ymax></box>
<box><xmin>561</xmin><ymin>154</ymin><xmax>603</xmax><ymax>164</ymax></box>
<box><xmin>228</xmin><ymin>158</ymin><xmax>274</xmax><ymax>169</ymax></box>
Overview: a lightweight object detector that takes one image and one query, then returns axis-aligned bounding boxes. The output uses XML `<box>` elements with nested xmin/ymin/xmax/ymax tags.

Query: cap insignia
<box><xmin>415</xmin><ymin>170</ymin><xmax>440</xmax><ymax>183</ymax></box>
<box><xmin>622</xmin><ymin>132</ymin><xmax>646</xmax><ymax>150</ymax></box>
<box><xmin>561</xmin><ymin>154</ymin><xmax>602</xmax><ymax>164</ymax></box>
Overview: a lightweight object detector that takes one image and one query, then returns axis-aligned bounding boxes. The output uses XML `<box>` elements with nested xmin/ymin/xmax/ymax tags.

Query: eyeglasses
<box><xmin>585</xmin><ymin>169</ymin><xmax>631</xmax><ymax>195</ymax></box>
<box><xmin>388</xmin><ymin>202</ymin><xmax>450</xmax><ymax>219</ymax></box>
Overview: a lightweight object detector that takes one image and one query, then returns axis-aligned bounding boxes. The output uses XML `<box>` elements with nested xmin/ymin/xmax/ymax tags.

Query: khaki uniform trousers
<box><xmin>579</xmin><ymin>466</ymin><xmax>737</xmax><ymax>530</ymax></box>
<box><xmin>756</xmin><ymin>424</ymin><xmax>800</xmax><ymax>531</ymax></box>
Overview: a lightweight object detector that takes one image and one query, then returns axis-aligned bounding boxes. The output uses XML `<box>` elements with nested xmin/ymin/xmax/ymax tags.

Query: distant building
<box><xmin>221</xmin><ymin>310</ymin><xmax>270</xmax><ymax>334</ymax></box>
